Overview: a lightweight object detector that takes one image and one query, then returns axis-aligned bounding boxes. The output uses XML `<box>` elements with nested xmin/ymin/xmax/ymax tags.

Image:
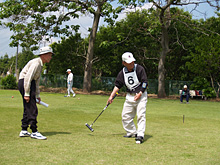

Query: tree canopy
<box><xmin>0</xmin><ymin>1</ymin><xmax>220</xmax><ymax>97</ymax></box>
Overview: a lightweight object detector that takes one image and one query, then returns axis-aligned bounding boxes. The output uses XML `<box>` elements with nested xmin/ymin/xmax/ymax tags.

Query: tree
<box><xmin>186</xmin><ymin>15</ymin><xmax>220</xmax><ymax>98</ymax></box>
<box><xmin>81</xmin><ymin>0</ymin><xmax>123</xmax><ymax>92</ymax></box>
<box><xmin>0</xmin><ymin>48</ymin><xmax>36</xmax><ymax>77</ymax></box>
<box><xmin>17</xmin><ymin>48</ymin><xmax>36</xmax><ymax>71</ymax></box>
<box><xmin>0</xmin><ymin>0</ymin><xmax>123</xmax><ymax>93</ymax></box>
<box><xmin>0</xmin><ymin>0</ymin><xmax>80</xmax><ymax>49</ymax></box>
<box><xmin>94</xmin><ymin>9</ymin><xmax>160</xmax><ymax>78</ymax></box>
<box><xmin>0</xmin><ymin>54</ymin><xmax>10</xmax><ymax>76</ymax></box>
<box><xmin>94</xmin><ymin>7</ymin><xmax>200</xmax><ymax>80</ymax></box>
<box><xmin>50</xmin><ymin>33</ymin><xmax>85</xmax><ymax>75</ymax></box>
<box><xmin>164</xmin><ymin>7</ymin><xmax>199</xmax><ymax>81</ymax></box>
<box><xmin>153</xmin><ymin>0</ymin><xmax>220</xmax><ymax>97</ymax></box>
<box><xmin>117</xmin><ymin>0</ymin><xmax>220</xmax><ymax>98</ymax></box>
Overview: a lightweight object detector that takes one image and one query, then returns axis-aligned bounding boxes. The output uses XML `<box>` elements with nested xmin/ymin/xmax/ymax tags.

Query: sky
<box><xmin>0</xmin><ymin>1</ymin><xmax>218</xmax><ymax>58</ymax></box>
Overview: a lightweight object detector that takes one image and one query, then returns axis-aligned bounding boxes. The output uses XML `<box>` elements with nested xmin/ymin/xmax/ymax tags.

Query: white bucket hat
<box><xmin>122</xmin><ymin>52</ymin><xmax>136</xmax><ymax>64</ymax></box>
<box><xmin>66</xmin><ymin>69</ymin><xmax>71</xmax><ymax>72</ymax></box>
<box><xmin>184</xmin><ymin>85</ymin><xmax>187</xmax><ymax>88</ymax></box>
<box><xmin>39</xmin><ymin>46</ymin><xmax>54</xmax><ymax>55</ymax></box>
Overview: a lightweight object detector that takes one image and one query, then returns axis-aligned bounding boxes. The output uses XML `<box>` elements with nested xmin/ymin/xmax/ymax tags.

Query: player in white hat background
<box><xmin>180</xmin><ymin>85</ymin><xmax>190</xmax><ymax>104</ymax></box>
<box><xmin>66</xmin><ymin>69</ymin><xmax>76</xmax><ymax>97</ymax></box>
<box><xmin>18</xmin><ymin>46</ymin><xmax>53</xmax><ymax>140</ymax></box>
<box><xmin>107</xmin><ymin>52</ymin><xmax>148</xmax><ymax>144</ymax></box>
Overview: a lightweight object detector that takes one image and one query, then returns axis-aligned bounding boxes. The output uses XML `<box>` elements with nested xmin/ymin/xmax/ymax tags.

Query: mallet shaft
<box><xmin>85</xmin><ymin>92</ymin><xmax>118</xmax><ymax>132</ymax></box>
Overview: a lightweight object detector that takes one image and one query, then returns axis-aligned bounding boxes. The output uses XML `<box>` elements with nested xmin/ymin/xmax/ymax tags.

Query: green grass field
<box><xmin>0</xmin><ymin>89</ymin><xmax>220</xmax><ymax>164</ymax></box>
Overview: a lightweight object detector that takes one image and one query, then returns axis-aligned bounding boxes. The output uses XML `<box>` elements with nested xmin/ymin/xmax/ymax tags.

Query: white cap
<box><xmin>39</xmin><ymin>46</ymin><xmax>54</xmax><ymax>55</ymax></box>
<box><xmin>184</xmin><ymin>85</ymin><xmax>187</xmax><ymax>88</ymax></box>
<box><xmin>66</xmin><ymin>69</ymin><xmax>71</xmax><ymax>72</ymax></box>
<box><xmin>122</xmin><ymin>52</ymin><xmax>136</xmax><ymax>64</ymax></box>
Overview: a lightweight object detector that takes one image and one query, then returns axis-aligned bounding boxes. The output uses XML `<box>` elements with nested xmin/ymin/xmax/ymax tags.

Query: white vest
<box><xmin>123</xmin><ymin>64</ymin><xmax>141</xmax><ymax>92</ymax></box>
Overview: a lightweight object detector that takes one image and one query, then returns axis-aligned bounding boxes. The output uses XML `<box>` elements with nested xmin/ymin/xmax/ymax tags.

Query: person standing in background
<box><xmin>66</xmin><ymin>69</ymin><xmax>76</xmax><ymax>97</ymax></box>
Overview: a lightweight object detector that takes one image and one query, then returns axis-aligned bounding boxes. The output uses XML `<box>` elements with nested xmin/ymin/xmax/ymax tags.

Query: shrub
<box><xmin>203</xmin><ymin>87</ymin><xmax>216</xmax><ymax>98</ymax></box>
<box><xmin>0</xmin><ymin>75</ymin><xmax>17</xmax><ymax>89</ymax></box>
<box><xmin>92</xmin><ymin>77</ymin><xmax>102</xmax><ymax>91</ymax></box>
<box><xmin>190</xmin><ymin>77</ymin><xmax>209</xmax><ymax>90</ymax></box>
<box><xmin>190</xmin><ymin>77</ymin><xmax>216</xmax><ymax>98</ymax></box>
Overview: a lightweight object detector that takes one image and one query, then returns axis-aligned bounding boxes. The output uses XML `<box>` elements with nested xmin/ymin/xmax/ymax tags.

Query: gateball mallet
<box><xmin>85</xmin><ymin>92</ymin><xmax>118</xmax><ymax>132</ymax></box>
<box><xmin>36</xmin><ymin>99</ymin><xmax>49</xmax><ymax>107</ymax></box>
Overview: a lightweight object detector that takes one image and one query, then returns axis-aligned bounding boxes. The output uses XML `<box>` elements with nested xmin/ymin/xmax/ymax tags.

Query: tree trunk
<box><xmin>210</xmin><ymin>73</ymin><xmax>220</xmax><ymax>98</ymax></box>
<box><xmin>15</xmin><ymin>44</ymin><xmax>19</xmax><ymax>82</ymax></box>
<box><xmin>158</xmin><ymin>52</ymin><xmax>166</xmax><ymax>97</ymax></box>
<box><xmin>83</xmin><ymin>6</ymin><xmax>102</xmax><ymax>93</ymax></box>
<box><xmin>217</xmin><ymin>82</ymin><xmax>220</xmax><ymax>98</ymax></box>
<box><xmin>158</xmin><ymin>26</ymin><xmax>169</xmax><ymax>98</ymax></box>
<box><xmin>157</xmin><ymin>4</ymin><xmax>171</xmax><ymax>98</ymax></box>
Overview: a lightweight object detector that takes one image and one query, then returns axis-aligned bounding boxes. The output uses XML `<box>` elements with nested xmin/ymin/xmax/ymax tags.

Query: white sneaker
<box><xmin>67</xmin><ymin>95</ymin><xmax>70</xmax><ymax>97</ymax></box>
<box><xmin>73</xmin><ymin>93</ymin><xmax>76</xmax><ymax>97</ymax></box>
<box><xmin>135</xmin><ymin>136</ymin><xmax>144</xmax><ymax>144</ymax></box>
<box><xmin>19</xmin><ymin>130</ymin><xmax>31</xmax><ymax>137</ymax></box>
<box><xmin>31</xmin><ymin>132</ymin><xmax>47</xmax><ymax>140</ymax></box>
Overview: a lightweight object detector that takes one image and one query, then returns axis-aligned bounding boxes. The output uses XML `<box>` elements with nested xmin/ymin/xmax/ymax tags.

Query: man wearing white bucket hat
<box><xmin>107</xmin><ymin>52</ymin><xmax>148</xmax><ymax>144</ymax></box>
<box><xmin>18</xmin><ymin>46</ymin><xmax>53</xmax><ymax>140</ymax></box>
<box><xmin>66</xmin><ymin>69</ymin><xmax>76</xmax><ymax>97</ymax></box>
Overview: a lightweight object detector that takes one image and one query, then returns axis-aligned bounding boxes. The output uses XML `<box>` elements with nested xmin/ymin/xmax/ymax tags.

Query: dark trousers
<box><xmin>18</xmin><ymin>79</ymin><xmax>38</xmax><ymax>132</ymax></box>
<box><xmin>180</xmin><ymin>94</ymin><xmax>189</xmax><ymax>102</ymax></box>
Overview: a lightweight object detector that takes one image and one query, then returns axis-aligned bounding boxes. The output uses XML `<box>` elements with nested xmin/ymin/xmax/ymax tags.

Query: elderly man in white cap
<box><xmin>180</xmin><ymin>85</ymin><xmax>190</xmax><ymax>104</ymax></box>
<box><xmin>66</xmin><ymin>69</ymin><xmax>76</xmax><ymax>97</ymax></box>
<box><xmin>18</xmin><ymin>46</ymin><xmax>53</xmax><ymax>140</ymax></box>
<box><xmin>107</xmin><ymin>52</ymin><xmax>148</xmax><ymax>144</ymax></box>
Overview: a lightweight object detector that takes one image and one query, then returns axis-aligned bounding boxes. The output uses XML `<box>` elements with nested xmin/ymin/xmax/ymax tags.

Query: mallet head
<box><xmin>85</xmin><ymin>123</ymin><xmax>94</xmax><ymax>132</ymax></box>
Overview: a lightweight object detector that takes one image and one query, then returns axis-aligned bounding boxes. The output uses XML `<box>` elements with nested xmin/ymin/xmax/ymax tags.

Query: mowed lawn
<box><xmin>0</xmin><ymin>89</ymin><xmax>219</xmax><ymax>164</ymax></box>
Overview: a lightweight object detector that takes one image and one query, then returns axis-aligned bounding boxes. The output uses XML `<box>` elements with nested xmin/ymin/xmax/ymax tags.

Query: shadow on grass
<box><xmin>42</xmin><ymin>132</ymin><xmax>71</xmax><ymax>136</ymax></box>
<box><xmin>143</xmin><ymin>134</ymin><xmax>153</xmax><ymax>143</ymax></box>
<box><xmin>112</xmin><ymin>133</ymin><xmax>126</xmax><ymax>137</ymax></box>
<box><xmin>111</xmin><ymin>133</ymin><xmax>153</xmax><ymax>142</ymax></box>
<box><xmin>87</xmin><ymin>134</ymin><xmax>95</xmax><ymax>136</ymax></box>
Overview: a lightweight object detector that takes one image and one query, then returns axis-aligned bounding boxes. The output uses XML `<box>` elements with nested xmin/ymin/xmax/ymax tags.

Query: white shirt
<box><xmin>67</xmin><ymin>72</ymin><xmax>73</xmax><ymax>83</ymax></box>
<box><xmin>19</xmin><ymin>57</ymin><xmax>43</xmax><ymax>97</ymax></box>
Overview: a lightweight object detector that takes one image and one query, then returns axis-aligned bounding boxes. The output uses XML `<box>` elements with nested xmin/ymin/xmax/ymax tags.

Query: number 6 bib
<box><xmin>123</xmin><ymin>64</ymin><xmax>140</xmax><ymax>92</ymax></box>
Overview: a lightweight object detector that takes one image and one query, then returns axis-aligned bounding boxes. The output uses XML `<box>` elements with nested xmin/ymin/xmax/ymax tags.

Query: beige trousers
<box><xmin>122</xmin><ymin>91</ymin><xmax>147</xmax><ymax>137</ymax></box>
